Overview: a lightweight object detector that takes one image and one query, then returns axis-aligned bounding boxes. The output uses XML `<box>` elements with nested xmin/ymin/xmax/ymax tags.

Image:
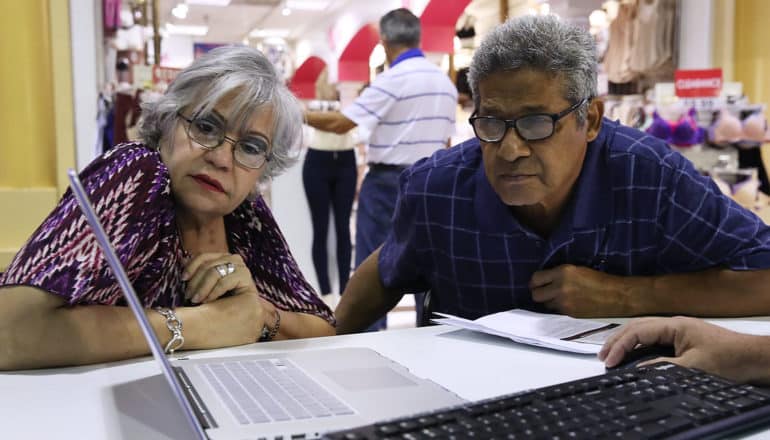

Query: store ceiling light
<box><xmin>249</xmin><ymin>28</ymin><xmax>291</xmax><ymax>38</ymax></box>
<box><xmin>285</xmin><ymin>0</ymin><xmax>330</xmax><ymax>11</ymax></box>
<box><xmin>185</xmin><ymin>0</ymin><xmax>232</xmax><ymax>6</ymax></box>
<box><xmin>369</xmin><ymin>43</ymin><xmax>386</xmax><ymax>69</ymax></box>
<box><xmin>263</xmin><ymin>37</ymin><xmax>288</xmax><ymax>46</ymax></box>
<box><xmin>166</xmin><ymin>23</ymin><xmax>209</xmax><ymax>36</ymax></box>
<box><xmin>172</xmin><ymin>3</ymin><xmax>189</xmax><ymax>19</ymax></box>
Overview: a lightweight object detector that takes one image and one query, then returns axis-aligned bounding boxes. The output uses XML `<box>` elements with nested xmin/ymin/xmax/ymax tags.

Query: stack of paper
<box><xmin>432</xmin><ymin>309</ymin><xmax>620</xmax><ymax>354</ymax></box>
<box><xmin>433</xmin><ymin>309</ymin><xmax>770</xmax><ymax>355</ymax></box>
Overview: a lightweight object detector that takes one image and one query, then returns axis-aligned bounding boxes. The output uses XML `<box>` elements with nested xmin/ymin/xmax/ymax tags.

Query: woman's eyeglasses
<box><xmin>177</xmin><ymin>112</ymin><xmax>271</xmax><ymax>169</ymax></box>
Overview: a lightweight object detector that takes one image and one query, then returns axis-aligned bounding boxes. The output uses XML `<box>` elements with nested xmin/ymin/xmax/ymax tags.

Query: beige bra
<box><xmin>709</xmin><ymin>109</ymin><xmax>767</xmax><ymax>145</ymax></box>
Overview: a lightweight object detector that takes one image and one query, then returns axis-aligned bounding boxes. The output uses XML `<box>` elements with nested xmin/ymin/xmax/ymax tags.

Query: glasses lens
<box><xmin>473</xmin><ymin>117</ymin><xmax>507</xmax><ymax>142</ymax></box>
<box><xmin>515</xmin><ymin>115</ymin><xmax>554</xmax><ymax>141</ymax></box>
<box><xmin>188</xmin><ymin>117</ymin><xmax>223</xmax><ymax>148</ymax></box>
<box><xmin>234</xmin><ymin>138</ymin><xmax>269</xmax><ymax>169</ymax></box>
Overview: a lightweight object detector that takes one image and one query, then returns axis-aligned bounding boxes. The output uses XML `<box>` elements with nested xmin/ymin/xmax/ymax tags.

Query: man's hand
<box><xmin>530</xmin><ymin>264</ymin><xmax>640</xmax><ymax>317</ymax></box>
<box><xmin>599</xmin><ymin>317</ymin><xmax>770</xmax><ymax>385</ymax></box>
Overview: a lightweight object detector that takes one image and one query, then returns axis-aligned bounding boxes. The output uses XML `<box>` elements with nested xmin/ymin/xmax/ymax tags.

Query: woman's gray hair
<box><xmin>379</xmin><ymin>8</ymin><xmax>421</xmax><ymax>47</ymax></box>
<box><xmin>138</xmin><ymin>45</ymin><xmax>302</xmax><ymax>181</ymax></box>
<box><xmin>468</xmin><ymin>15</ymin><xmax>597</xmax><ymax>125</ymax></box>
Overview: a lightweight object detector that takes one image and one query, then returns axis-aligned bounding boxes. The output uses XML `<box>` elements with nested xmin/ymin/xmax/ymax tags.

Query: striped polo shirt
<box><xmin>342</xmin><ymin>51</ymin><xmax>457</xmax><ymax>166</ymax></box>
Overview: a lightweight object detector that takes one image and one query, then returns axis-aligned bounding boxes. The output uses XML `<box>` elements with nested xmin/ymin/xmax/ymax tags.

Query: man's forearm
<box><xmin>304</xmin><ymin>110</ymin><xmax>357</xmax><ymax>134</ymax></box>
<box><xmin>336</xmin><ymin>249</ymin><xmax>403</xmax><ymax>334</ymax></box>
<box><xmin>632</xmin><ymin>268</ymin><xmax>770</xmax><ymax>316</ymax></box>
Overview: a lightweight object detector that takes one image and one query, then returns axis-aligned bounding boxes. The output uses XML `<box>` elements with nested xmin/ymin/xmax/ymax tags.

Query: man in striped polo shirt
<box><xmin>305</xmin><ymin>8</ymin><xmax>457</xmax><ymax>331</ymax></box>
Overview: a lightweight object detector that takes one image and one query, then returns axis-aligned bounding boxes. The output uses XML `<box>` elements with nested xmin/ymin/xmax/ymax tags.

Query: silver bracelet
<box><xmin>154</xmin><ymin>307</ymin><xmax>185</xmax><ymax>354</ymax></box>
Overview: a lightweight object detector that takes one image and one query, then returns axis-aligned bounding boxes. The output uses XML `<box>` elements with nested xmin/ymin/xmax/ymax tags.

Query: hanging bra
<box><xmin>708</xmin><ymin>109</ymin><xmax>767</xmax><ymax>145</ymax></box>
<box><xmin>742</xmin><ymin>112</ymin><xmax>767</xmax><ymax>142</ymax></box>
<box><xmin>605</xmin><ymin>95</ymin><xmax>647</xmax><ymax>129</ymax></box>
<box><xmin>646</xmin><ymin>107</ymin><xmax>705</xmax><ymax>147</ymax></box>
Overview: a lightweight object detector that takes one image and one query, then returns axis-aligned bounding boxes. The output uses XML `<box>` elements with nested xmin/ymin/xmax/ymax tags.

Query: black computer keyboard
<box><xmin>323</xmin><ymin>362</ymin><xmax>770</xmax><ymax>440</ymax></box>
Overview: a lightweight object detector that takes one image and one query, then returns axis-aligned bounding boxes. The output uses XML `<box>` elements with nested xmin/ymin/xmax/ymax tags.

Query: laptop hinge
<box><xmin>174</xmin><ymin>366</ymin><xmax>218</xmax><ymax>429</ymax></box>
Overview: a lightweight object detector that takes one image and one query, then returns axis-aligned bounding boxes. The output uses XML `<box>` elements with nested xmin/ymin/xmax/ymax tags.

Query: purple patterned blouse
<box><xmin>0</xmin><ymin>143</ymin><xmax>334</xmax><ymax>325</ymax></box>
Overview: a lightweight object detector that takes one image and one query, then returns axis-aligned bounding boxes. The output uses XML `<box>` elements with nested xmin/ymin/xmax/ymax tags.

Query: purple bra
<box><xmin>646</xmin><ymin>107</ymin><xmax>705</xmax><ymax>147</ymax></box>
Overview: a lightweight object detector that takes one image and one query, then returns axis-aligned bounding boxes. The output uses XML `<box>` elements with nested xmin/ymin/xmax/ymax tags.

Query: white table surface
<box><xmin>1</xmin><ymin>325</ymin><xmax>768</xmax><ymax>439</ymax></box>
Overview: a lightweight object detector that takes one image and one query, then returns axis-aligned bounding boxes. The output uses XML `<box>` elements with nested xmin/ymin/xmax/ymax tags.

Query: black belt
<box><xmin>368</xmin><ymin>163</ymin><xmax>408</xmax><ymax>172</ymax></box>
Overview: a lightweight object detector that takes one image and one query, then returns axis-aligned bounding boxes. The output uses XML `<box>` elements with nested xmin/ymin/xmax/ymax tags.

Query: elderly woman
<box><xmin>0</xmin><ymin>46</ymin><xmax>335</xmax><ymax>370</ymax></box>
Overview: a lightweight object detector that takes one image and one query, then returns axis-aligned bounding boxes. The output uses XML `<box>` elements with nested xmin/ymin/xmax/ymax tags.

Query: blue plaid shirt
<box><xmin>378</xmin><ymin>118</ymin><xmax>770</xmax><ymax>319</ymax></box>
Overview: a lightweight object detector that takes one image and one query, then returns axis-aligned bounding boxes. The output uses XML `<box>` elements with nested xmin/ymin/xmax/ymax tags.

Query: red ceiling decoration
<box><xmin>338</xmin><ymin>23</ymin><xmax>380</xmax><ymax>82</ymax></box>
<box><xmin>336</xmin><ymin>0</ymin><xmax>472</xmax><ymax>82</ymax></box>
<box><xmin>420</xmin><ymin>0</ymin><xmax>473</xmax><ymax>53</ymax></box>
<box><xmin>288</xmin><ymin>56</ymin><xmax>327</xmax><ymax>99</ymax></box>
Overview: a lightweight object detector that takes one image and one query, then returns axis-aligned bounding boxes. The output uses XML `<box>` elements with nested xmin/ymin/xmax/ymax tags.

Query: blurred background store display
<box><xmin>7</xmin><ymin>0</ymin><xmax>770</xmax><ymax>326</ymax></box>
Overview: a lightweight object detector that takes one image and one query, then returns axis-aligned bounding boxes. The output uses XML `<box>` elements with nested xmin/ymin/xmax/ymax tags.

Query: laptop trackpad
<box><xmin>324</xmin><ymin>367</ymin><xmax>417</xmax><ymax>391</ymax></box>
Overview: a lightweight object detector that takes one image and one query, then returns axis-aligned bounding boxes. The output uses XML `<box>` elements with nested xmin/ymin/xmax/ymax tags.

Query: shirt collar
<box><xmin>389</xmin><ymin>48</ymin><xmax>424</xmax><ymax>67</ymax></box>
<box><xmin>473</xmin><ymin>118</ymin><xmax>614</xmax><ymax>235</ymax></box>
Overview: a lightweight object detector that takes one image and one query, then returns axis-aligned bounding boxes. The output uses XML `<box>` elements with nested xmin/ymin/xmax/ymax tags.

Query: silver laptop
<box><xmin>67</xmin><ymin>169</ymin><xmax>464</xmax><ymax>439</ymax></box>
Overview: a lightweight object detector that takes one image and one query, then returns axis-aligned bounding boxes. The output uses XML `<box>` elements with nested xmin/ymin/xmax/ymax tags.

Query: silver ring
<box><xmin>215</xmin><ymin>262</ymin><xmax>235</xmax><ymax>278</ymax></box>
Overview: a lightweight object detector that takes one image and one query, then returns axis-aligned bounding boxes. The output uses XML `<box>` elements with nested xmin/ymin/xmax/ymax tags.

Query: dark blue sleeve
<box><xmin>656</xmin><ymin>154</ymin><xmax>770</xmax><ymax>271</ymax></box>
<box><xmin>378</xmin><ymin>167</ymin><xmax>431</xmax><ymax>292</ymax></box>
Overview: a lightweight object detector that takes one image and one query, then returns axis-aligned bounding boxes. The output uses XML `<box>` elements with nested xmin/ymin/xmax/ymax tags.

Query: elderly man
<box><xmin>304</xmin><ymin>8</ymin><xmax>457</xmax><ymax>330</ymax></box>
<box><xmin>335</xmin><ymin>15</ymin><xmax>770</xmax><ymax>333</ymax></box>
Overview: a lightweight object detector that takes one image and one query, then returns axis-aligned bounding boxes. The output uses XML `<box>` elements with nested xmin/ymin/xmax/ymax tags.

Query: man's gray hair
<box><xmin>468</xmin><ymin>15</ymin><xmax>597</xmax><ymax>124</ymax></box>
<box><xmin>138</xmin><ymin>45</ymin><xmax>302</xmax><ymax>181</ymax></box>
<box><xmin>379</xmin><ymin>8</ymin><xmax>421</xmax><ymax>47</ymax></box>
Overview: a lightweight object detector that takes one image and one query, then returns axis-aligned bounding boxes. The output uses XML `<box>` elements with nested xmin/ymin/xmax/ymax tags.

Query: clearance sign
<box><xmin>674</xmin><ymin>68</ymin><xmax>723</xmax><ymax>97</ymax></box>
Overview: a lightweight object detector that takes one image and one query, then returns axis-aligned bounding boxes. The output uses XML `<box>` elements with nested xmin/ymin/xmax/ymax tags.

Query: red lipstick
<box><xmin>191</xmin><ymin>174</ymin><xmax>225</xmax><ymax>193</ymax></box>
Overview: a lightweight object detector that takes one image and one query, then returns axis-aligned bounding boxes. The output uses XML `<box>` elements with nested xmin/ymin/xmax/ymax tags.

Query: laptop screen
<box><xmin>67</xmin><ymin>169</ymin><xmax>207</xmax><ymax>440</ymax></box>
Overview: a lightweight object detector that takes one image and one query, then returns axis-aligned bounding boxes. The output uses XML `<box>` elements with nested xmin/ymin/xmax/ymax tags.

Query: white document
<box><xmin>705</xmin><ymin>318</ymin><xmax>770</xmax><ymax>336</ymax></box>
<box><xmin>433</xmin><ymin>309</ymin><xmax>620</xmax><ymax>354</ymax></box>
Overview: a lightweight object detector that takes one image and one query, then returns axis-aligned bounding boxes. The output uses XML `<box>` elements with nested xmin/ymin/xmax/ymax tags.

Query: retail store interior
<box><xmin>5</xmin><ymin>1</ymin><xmax>770</xmax><ymax>324</ymax></box>
<box><xmin>43</xmin><ymin>0</ymin><xmax>770</xmax><ymax>328</ymax></box>
<box><xmin>7</xmin><ymin>0</ymin><xmax>770</xmax><ymax>439</ymax></box>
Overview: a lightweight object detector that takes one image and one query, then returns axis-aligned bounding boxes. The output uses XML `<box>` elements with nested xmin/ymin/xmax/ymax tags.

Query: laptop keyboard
<box><xmin>323</xmin><ymin>362</ymin><xmax>770</xmax><ymax>439</ymax></box>
<box><xmin>199</xmin><ymin>358</ymin><xmax>354</xmax><ymax>425</ymax></box>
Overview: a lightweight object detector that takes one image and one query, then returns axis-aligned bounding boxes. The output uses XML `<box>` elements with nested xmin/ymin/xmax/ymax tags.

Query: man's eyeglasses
<box><xmin>177</xmin><ymin>112</ymin><xmax>271</xmax><ymax>169</ymax></box>
<box><xmin>469</xmin><ymin>98</ymin><xmax>590</xmax><ymax>143</ymax></box>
